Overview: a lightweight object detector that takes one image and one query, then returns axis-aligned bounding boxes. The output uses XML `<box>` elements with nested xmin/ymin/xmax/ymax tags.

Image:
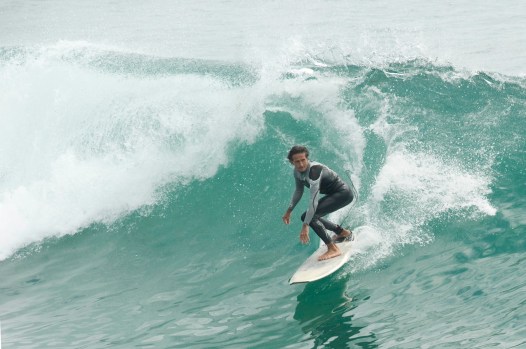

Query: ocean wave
<box><xmin>1</xmin><ymin>41</ymin><xmax>524</xmax><ymax>262</ymax></box>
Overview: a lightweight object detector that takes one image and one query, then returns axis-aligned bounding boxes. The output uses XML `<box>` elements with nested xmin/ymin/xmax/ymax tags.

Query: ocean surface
<box><xmin>1</xmin><ymin>1</ymin><xmax>526</xmax><ymax>348</ymax></box>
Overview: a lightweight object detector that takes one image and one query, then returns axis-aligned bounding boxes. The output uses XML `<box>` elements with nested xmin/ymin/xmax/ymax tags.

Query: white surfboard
<box><xmin>289</xmin><ymin>236</ymin><xmax>356</xmax><ymax>285</ymax></box>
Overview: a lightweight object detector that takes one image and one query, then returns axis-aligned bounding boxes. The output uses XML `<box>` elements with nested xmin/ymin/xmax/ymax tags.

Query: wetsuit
<box><xmin>288</xmin><ymin>161</ymin><xmax>354</xmax><ymax>244</ymax></box>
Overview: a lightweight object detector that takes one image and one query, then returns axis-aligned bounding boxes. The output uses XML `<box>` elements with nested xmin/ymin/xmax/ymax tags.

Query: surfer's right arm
<box><xmin>282</xmin><ymin>176</ymin><xmax>304</xmax><ymax>224</ymax></box>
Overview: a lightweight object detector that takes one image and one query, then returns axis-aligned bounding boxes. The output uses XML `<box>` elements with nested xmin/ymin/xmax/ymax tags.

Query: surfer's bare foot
<box><xmin>332</xmin><ymin>229</ymin><xmax>352</xmax><ymax>242</ymax></box>
<box><xmin>318</xmin><ymin>243</ymin><xmax>341</xmax><ymax>261</ymax></box>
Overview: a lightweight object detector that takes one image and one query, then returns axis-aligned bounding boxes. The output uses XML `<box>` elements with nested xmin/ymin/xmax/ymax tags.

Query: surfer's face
<box><xmin>291</xmin><ymin>153</ymin><xmax>309</xmax><ymax>173</ymax></box>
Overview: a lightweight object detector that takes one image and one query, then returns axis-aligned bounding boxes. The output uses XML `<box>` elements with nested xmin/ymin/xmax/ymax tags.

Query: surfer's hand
<box><xmin>299</xmin><ymin>224</ymin><xmax>310</xmax><ymax>244</ymax></box>
<box><xmin>282</xmin><ymin>210</ymin><xmax>291</xmax><ymax>225</ymax></box>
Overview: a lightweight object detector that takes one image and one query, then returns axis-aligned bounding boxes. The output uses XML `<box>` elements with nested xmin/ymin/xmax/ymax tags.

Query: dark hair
<box><xmin>287</xmin><ymin>145</ymin><xmax>309</xmax><ymax>162</ymax></box>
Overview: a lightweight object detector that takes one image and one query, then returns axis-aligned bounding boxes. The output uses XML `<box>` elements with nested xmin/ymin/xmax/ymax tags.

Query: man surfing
<box><xmin>282</xmin><ymin>145</ymin><xmax>354</xmax><ymax>261</ymax></box>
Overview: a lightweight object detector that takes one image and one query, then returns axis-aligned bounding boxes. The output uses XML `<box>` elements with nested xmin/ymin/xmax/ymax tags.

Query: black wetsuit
<box><xmin>288</xmin><ymin>161</ymin><xmax>354</xmax><ymax>244</ymax></box>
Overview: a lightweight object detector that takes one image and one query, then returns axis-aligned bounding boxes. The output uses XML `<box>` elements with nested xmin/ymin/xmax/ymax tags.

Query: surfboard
<box><xmin>289</xmin><ymin>235</ymin><xmax>356</xmax><ymax>285</ymax></box>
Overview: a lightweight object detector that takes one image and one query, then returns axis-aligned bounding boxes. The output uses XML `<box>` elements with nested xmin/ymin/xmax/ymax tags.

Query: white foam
<box><xmin>333</xmin><ymin>148</ymin><xmax>497</xmax><ymax>271</ymax></box>
<box><xmin>360</xmin><ymin>150</ymin><xmax>496</xmax><ymax>258</ymax></box>
<box><xmin>0</xmin><ymin>46</ymin><xmax>264</xmax><ymax>260</ymax></box>
<box><xmin>372</xmin><ymin>151</ymin><xmax>496</xmax><ymax>216</ymax></box>
<box><xmin>267</xmin><ymin>63</ymin><xmax>366</xmax><ymax>180</ymax></box>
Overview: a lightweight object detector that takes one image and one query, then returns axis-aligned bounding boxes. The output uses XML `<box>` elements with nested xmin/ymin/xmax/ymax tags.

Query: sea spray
<box><xmin>0</xmin><ymin>44</ymin><xmax>264</xmax><ymax>260</ymax></box>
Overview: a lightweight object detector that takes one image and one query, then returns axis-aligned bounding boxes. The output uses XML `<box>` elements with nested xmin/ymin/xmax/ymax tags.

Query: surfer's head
<box><xmin>288</xmin><ymin>145</ymin><xmax>310</xmax><ymax>172</ymax></box>
<box><xmin>287</xmin><ymin>145</ymin><xmax>309</xmax><ymax>162</ymax></box>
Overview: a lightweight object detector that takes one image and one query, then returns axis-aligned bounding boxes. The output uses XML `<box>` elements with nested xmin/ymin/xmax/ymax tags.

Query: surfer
<box><xmin>282</xmin><ymin>145</ymin><xmax>354</xmax><ymax>261</ymax></box>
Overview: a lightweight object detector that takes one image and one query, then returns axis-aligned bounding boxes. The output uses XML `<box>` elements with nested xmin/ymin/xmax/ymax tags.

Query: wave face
<box><xmin>1</xmin><ymin>21</ymin><xmax>526</xmax><ymax>349</ymax></box>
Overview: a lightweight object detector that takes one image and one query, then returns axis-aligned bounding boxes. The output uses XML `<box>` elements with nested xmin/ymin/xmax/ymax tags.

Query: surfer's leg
<box><xmin>300</xmin><ymin>188</ymin><xmax>353</xmax><ymax>242</ymax></box>
<box><xmin>300</xmin><ymin>212</ymin><xmax>332</xmax><ymax>244</ymax></box>
<box><xmin>315</xmin><ymin>189</ymin><xmax>354</xmax><ymax>242</ymax></box>
<box><xmin>317</xmin><ymin>217</ymin><xmax>344</xmax><ymax>234</ymax></box>
<box><xmin>300</xmin><ymin>187</ymin><xmax>354</xmax><ymax>260</ymax></box>
<box><xmin>315</xmin><ymin>189</ymin><xmax>353</xmax><ymax>231</ymax></box>
<box><xmin>300</xmin><ymin>211</ymin><xmax>341</xmax><ymax>260</ymax></box>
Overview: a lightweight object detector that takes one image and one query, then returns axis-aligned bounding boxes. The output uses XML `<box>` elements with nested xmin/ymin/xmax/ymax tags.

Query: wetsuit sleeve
<box><xmin>288</xmin><ymin>176</ymin><xmax>304</xmax><ymax>211</ymax></box>
<box><xmin>303</xmin><ymin>165</ymin><xmax>322</xmax><ymax>225</ymax></box>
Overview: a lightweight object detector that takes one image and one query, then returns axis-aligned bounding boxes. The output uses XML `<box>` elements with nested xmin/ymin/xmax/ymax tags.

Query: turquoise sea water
<box><xmin>1</xmin><ymin>1</ymin><xmax>526</xmax><ymax>348</ymax></box>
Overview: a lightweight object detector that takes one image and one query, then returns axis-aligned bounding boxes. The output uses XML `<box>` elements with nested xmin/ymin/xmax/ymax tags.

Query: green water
<box><xmin>1</xmin><ymin>2</ymin><xmax>526</xmax><ymax>347</ymax></box>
